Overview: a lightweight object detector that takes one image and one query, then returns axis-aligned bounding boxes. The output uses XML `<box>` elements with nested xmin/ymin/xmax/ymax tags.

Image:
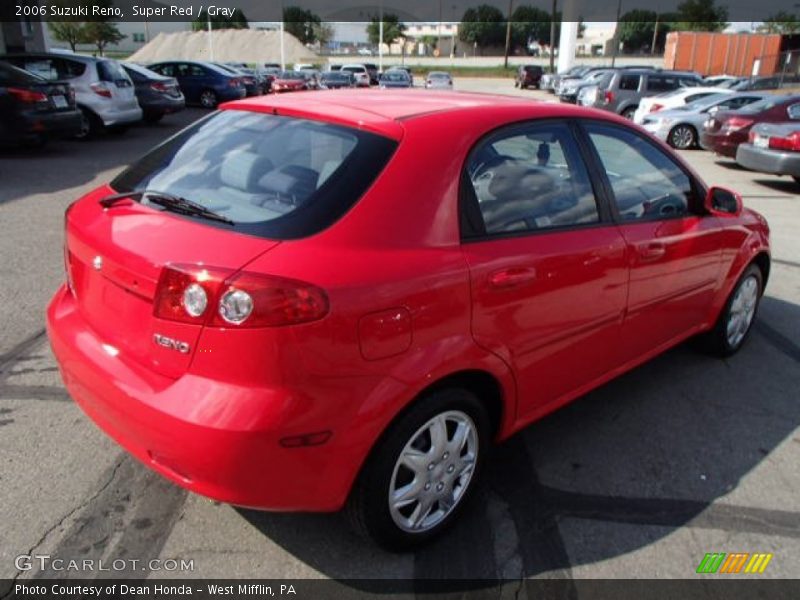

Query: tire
<box><xmin>668</xmin><ymin>124</ymin><xmax>697</xmax><ymax>150</ymax></box>
<box><xmin>621</xmin><ymin>106</ymin><xmax>637</xmax><ymax>120</ymax></box>
<box><xmin>75</xmin><ymin>108</ymin><xmax>100</xmax><ymax>140</ymax></box>
<box><xmin>347</xmin><ymin>388</ymin><xmax>490</xmax><ymax>551</ymax></box>
<box><xmin>700</xmin><ymin>263</ymin><xmax>763</xmax><ymax>357</ymax></box>
<box><xmin>199</xmin><ymin>89</ymin><xmax>218</xmax><ymax>109</ymax></box>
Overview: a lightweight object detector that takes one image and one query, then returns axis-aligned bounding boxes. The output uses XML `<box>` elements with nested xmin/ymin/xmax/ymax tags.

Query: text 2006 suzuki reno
<box><xmin>48</xmin><ymin>91</ymin><xmax>770</xmax><ymax>550</ymax></box>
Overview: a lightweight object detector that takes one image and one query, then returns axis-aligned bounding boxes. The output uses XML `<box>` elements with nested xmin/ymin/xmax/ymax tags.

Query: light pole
<box><xmin>378</xmin><ymin>0</ymin><xmax>384</xmax><ymax>72</ymax></box>
<box><xmin>549</xmin><ymin>0</ymin><xmax>557</xmax><ymax>74</ymax></box>
<box><xmin>610</xmin><ymin>0</ymin><xmax>622</xmax><ymax>67</ymax></box>
<box><xmin>207</xmin><ymin>11</ymin><xmax>214</xmax><ymax>61</ymax></box>
<box><xmin>503</xmin><ymin>0</ymin><xmax>513</xmax><ymax>69</ymax></box>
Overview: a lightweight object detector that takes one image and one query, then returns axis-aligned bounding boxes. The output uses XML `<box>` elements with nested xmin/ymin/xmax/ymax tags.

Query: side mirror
<box><xmin>704</xmin><ymin>186</ymin><xmax>742</xmax><ymax>216</ymax></box>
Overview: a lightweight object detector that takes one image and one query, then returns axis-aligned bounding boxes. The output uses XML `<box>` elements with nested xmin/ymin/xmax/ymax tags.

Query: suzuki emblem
<box><xmin>92</xmin><ymin>256</ymin><xmax>103</xmax><ymax>271</ymax></box>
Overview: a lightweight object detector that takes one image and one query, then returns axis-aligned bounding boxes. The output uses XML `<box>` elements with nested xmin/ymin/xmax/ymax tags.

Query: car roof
<box><xmin>0</xmin><ymin>52</ymin><xmax>104</xmax><ymax>64</ymax></box>
<box><xmin>226</xmin><ymin>90</ymin><xmax>617</xmax><ymax>140</ymax></box>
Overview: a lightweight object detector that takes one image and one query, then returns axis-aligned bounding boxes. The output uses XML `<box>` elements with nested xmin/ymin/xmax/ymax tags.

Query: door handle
<box><xmin>637</xmin><ymin>242</ymin><xmax>666</xmax><ymax>261</ymax></box>
<box><xmin>488</xmin><ymin>267</ymin><xmax>537</xmax><ymax>289</ymax></box>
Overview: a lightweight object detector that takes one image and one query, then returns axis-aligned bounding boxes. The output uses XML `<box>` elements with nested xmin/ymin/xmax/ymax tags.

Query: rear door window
<box><xmin>111</xmin><ymin>110</ymin><xmax>398</xmax><ymax>239</ymax></box>
<box><xmin>646</xmin><ymin>75</ymin><xmax>679</xmax><ymax>92</ymax></box>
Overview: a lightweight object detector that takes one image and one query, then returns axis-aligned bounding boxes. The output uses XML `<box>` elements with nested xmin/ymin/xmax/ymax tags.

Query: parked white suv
<box><xmin>340</xmin><ymin>64</ymin><xmax>370</xmax><ymax>87</ymax></box>
<box><xmin>0</xmin><ymin>53</ymin><xmax>142</xmax><ymax>138</ymax></box>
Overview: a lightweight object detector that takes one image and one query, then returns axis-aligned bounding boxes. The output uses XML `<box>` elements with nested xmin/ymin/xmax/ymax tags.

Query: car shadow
<box><xmin>238</xmin><ymin>294</ymin><xmax>800</xmax><ymax>588</ymax></box>
<box><xmin>0</xmin><ymin>109</ymin><xmax>206</xmax><ymax>206</ymax></box>
<box><xmin>752</xmin><ymin>178</ymin><xmax>800</xmax><ymax>194</ymax></box>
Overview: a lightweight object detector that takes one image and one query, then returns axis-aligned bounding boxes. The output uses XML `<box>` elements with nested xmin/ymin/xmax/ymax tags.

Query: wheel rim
<box><xmin>671</xmin><ymin>126</ymin><xmax>694</xmax><ymax>149</ymax></box>
<box><xmin>200</xmin><ymin>92</ymin><xmax>216</xmax><ymax>108</ymax></box>
<box><xmin>726</xmin><ymin>275</ymin><xmax>758</xmax><ymax>348</ymax></box>
<box><xmin>388</xmin><ymin>410</ymin><xmax>478</xmax><ymax>533</ymax></box>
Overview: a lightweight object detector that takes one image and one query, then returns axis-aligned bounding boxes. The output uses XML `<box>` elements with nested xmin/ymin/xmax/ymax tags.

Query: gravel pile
<box><xmin>128</xmin><ymin>29</ymin><xmax>319</xmax><ymax>65</ymax></box>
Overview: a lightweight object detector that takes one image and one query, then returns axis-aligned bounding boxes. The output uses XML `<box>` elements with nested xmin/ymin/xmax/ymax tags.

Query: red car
<box><xmin>47</xmin><ymin>91</ymin><xmax>770</xmax><ymax>550</ymax></box>
<box><xmin>270</xmin><ymin>71</ymin><xmax>309</xmax><ymax>93</ymax></box>
<box><xmin>700</xmin><ymin>94</ymin><xmax>800</xmax><ymax>158</ymax></box>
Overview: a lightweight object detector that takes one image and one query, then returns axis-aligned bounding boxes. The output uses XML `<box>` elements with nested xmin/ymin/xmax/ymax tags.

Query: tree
<box><xmin>459</xmin><ymin>4</ymin><xmax>506</xmax><ymax>50</ymax></box>
<box><xmin>48</xmin><ymin>22</ymin><xmax>87</xmax><ymax>52</ymax></box>
<box><xmin>366</xmin><ymin>13</ymin><xmax>407</xmax><ymax>46</ymax></box>
<box><xmin>282</xmin><ymin>6</ymin><xmax>320</xmax><ymax>44</ymax></box>
<box><xmin>509</xmin><ymin>5</ymin><xmax>554</xmax><ymax>51</ymax></box>
<box><xmin>311</xmin><ymin>22</ymin><xmax>334</xmax><ymax>47</ymax></box>
<box><xmin>192</xmin><ymin>8</ymin><xmax>248</xmax><ymax>31</ymax></box>
<box><xmin>759</xmin><ymin>12</ymin><xmax>800</xmax><ymax>34</ymax></box>
<box><xmin>82</xmin><ymin>21</ymin><xmax>125</xmax><ymax>55</ymax></box>
<box><xmin>617</xmin><ymin>10</ymin><xmax>672</xmax><ymax>53</ymax></box>
<box><xmin>670</xmin><ymin>0</ymin><xmax>728</xmax><ymax>32</ymax></box>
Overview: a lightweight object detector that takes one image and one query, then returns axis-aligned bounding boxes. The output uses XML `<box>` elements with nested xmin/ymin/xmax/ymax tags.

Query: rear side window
<box><xmin>111</xmin><ymin>110</ymin><xmax>398</xmax><ymax>239</ymax></box>
<box><xmin>619</xmin><ymin>74</ymin><xmax>641</xmax><ymax>91</ymax></box>
<box><xmin>464</xmin><ymin>122</ymin><xmax>600</xmax><ymax>237</ymax></box>
<box><xmin>10</xmin><ymin>57</ymin><xmax>85</xmax><ymax>80</ymax></box>
<box><xmin>646</xmin><ymin>75</ymin><xmax>679</xmax><ymax>92</ymax></box>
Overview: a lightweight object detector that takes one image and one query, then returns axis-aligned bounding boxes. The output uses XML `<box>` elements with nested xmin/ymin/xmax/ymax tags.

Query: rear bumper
<box><xmin>699</xmin><ymin>131</ymin><xmax>742</xmax><ymax>157</ymax></box>
<box><xmin>138</xmin><ymin>95</ymin><xmax>186</xmax><ymax>115</ymax></box>
<box><xmin>11</xmin><ymin>108</ymin><xmax>83</xmax><ymax>139</ymax></box>
<box><xmin>736</xmin><ymin>143</ymin><xmax>800</xmax><ymax>176</ymax></box>
<box><xmin>46</xmin><ymin>284</ymin><xmax>359</xmax><ymax>512</ymax></box>
<box><xmin>94</xmin><ymin>105</ymin><xmax>143</xmax><ymax>127</ymax></box>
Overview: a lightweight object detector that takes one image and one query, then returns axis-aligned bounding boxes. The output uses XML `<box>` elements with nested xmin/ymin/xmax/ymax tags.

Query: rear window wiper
<box><xmin>99</xmin><ymin>189</ymin><xmax>234</xmax><ymax>225</ymax></box>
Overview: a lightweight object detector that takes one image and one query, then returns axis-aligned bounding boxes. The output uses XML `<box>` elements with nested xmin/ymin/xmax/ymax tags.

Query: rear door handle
<box><xmin>488</xmin><ymin>267</ymin><xmax>537</xmax><ymax>289</ymax></box>
<box><xmin>637</xmin><ymin>242</ymin><xmax>666</xmax><ymax>261</ymax></box>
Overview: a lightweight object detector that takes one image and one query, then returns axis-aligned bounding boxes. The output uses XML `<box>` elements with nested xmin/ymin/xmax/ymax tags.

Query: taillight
<box><xmin>150</xmin><ymin>81</ymin><xmax>169</xmax><ymax>93</ymax></box>
<box><xmin>228</xmin><ymin>78</ymin><xmax>240</xmax><ymax>87</ymax></box>
<box><xmin>153</xmin><ymin>264</ymin><xmax>329</xmax><ymax>328</ymax></box>
<box><xmin>67</xmin><ymin>87</ymin><xmax>75</xmax><ymax>104</ymax></box>
<box><xmin>768</xmin><ymin>132</ymin><xmax>800</xmax><ymax>152</ymax></box>
<box><xmin>604</xmin><ymin>90</ymin><xmax>614</xmax><ymax>104</ymax></box>
<box><xmin>7</xmin><ymin>87</ymin><xmax>47</xmax><ymax>103</ymax></box>
<box><xmin>650</xmin><ymin>103</ymin><xmax>663</xmax><ymax>113</ymax></box>
<box><xmin>723</xmin><ymin>117</ymin><xmax>754</xmax><ymax>132</ymax></box>
<box><xmin>90</xmin><ymin>82</ymin><xmax>112</xmax><ymax>98</ymax></box>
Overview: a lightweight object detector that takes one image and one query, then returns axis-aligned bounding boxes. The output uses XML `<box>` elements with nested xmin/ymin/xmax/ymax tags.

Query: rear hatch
<box><xmin>65</xmin><ymin>186</ymin><xmax>278</xmax><ymax>379</ymax></box>
<box><xmin>96</xmin><ymin>60</ymin><xmax>139</xmax><ymax>110</ymax></box>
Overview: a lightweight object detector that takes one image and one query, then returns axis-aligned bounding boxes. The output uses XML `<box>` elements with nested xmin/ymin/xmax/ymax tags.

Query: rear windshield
<box><xmin>0</xmin><ymin>60</ymin><xmax>43</xmax><ymax>84</ymax></box>
<box><xmin>737</xmin><ymin>96</ymin><xmax>788</xmax><ymax>113</ymax></box>
<box><xmin>111</xmin><ymin>110</ymin><xmax>398</xmax><ymax>239</ymax></box>
<box><xmin>98</xmin><ymin>60</ymin><xmax>130</xmax><ymax>84</ymax></box>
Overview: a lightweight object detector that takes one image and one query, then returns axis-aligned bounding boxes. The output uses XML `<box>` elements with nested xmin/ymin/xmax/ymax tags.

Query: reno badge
<box><xmin>153</xmin><ymin>333</ymin><xmax>190</xmax><ymax>354</ymax></box>
<box><xmin>92</xmin><ymin>255</ymin><xmax>103</xmax><ymax>271</ymax></box>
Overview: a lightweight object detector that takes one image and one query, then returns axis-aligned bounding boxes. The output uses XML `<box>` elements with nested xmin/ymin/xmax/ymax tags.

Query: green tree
<box><xmin>82</xmin><ymin>21</ymin><xmax>125</xmax><ymax>55</ymax></box>
<box><xmin>366</xmin><ymin>13</ymin><xmax>407</xmax><ymax>46</ymax></box>
<box><xmin>617</xmin><ymin>10</ymin><xmax>672</xmax><ymax>53</ymax></box>
<box><xmin>192</xmin><ymin>8</ymin><xmax>249</xmax><ymax>31</ymax></box>
<box><xmin>509</xmin><ymin>5</ymin><xmax>554</xmax><ymax>50</ymax></box>
<box><xmin>671</xmin><ymin>0</ymin><xmax>728</xmax><ymax>32</ymax></box>
<box><xmin>281</xmin><ymin>6</ymin><xmax>320</xmax><ymax>44</ymax></box>
<box><xmin>48</xmin><ymin>21</ymin><xmax>87</xmax><ymax>52</ymax></box>
<box><xmin>459</xmin><ymin>4</ymin><xmax>506</xmax><ymax>50</ymax></box>
<box><xmin>759</xmin><ymin>12</ymin><xmax>800</xmax><ymax>34</ymax></box>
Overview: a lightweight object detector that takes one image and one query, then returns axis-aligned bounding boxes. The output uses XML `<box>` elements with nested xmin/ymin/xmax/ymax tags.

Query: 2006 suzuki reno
<box><xmin>48</xmin><ymin>91</ymin><xmax>770</xmax><ymax>550</ymax></box>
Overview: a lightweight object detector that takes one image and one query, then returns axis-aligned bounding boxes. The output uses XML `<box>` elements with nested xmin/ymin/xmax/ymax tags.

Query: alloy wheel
<box><xmin>670</xmin><ymin>125</ymin><xmax>696</xmax><ymax>149</ymax></box>
<box><xmin>388</xmin><ymin>410</ymin><xmax>478</xmax><ymax>533</ymax></box>
<box><xmin>200</xmin><ymin>91</ymin><xmax>217</xmax><ymax>108</ymax></box>
<box><xmin>726</xmin><ymin>275</ymin><xmax>758</xmax><ymax>349</ymax></box>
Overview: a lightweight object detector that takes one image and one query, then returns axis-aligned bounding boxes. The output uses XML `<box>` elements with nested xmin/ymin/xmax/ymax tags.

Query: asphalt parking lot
<box><xmin>1</xmin><ymin>79</ymin><xmax>799</xmax><ymax>588</ymax></box>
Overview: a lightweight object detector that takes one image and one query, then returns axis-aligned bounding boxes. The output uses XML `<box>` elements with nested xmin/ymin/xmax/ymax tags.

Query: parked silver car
<box><xmin>425</xmin><ymin>71</ymin><xmax>453</xmax><ymax>90</ymax></box>
<box><xmin>0</xmin><ymin>52</ymin><xmax>141</xmax><ymax>138</ymax></box>
<box><xmin>736</xmin><ymin>122</ymin><xmax>800</xmax><ymax>184</ymax></box>
<box><xmin>640</xmin><ymin>92</ymin><xmax>767</xmax><ymax>149</ymax></box>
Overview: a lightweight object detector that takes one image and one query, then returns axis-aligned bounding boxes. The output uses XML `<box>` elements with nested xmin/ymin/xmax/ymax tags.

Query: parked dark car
<box><xmin>148</xmin><ymin>61</ymin><xmax>245</xmax><ymax>108</ymax></box>
<box><xmin>515</xmin><ymin>65</ymin><xmax>544</xmax><ymax>89</ymax></box>
<box><xmin>731</xmin><ymin>75</ymin><xmax>800</xmax><ymax>92</ymax></box>
<box><xmin>213</xmin><ymin>63</ymin><xmax>260</xmax><ymax>97</ymax></box>
<box><xmin>385</xmin><ymin>66</ymin><xmax>413</xmax><ymax>85</ymax></box>
<box><xmin>260</xmin><ymin>67</ymin><xmax>281</xmax><ymax>93</ymax></box>
<box><xmin>737</xmin><ymin>122</ymin><xmax>800</xmax><ymax>184</ymax></box>
<box><xmin>379</xmin><ymin>70</ymin><xmax>412</xmax><ymax>88</ymax></box>
<box><xmin>0</xmin><ymin>60</ymin><xmax>82</xmax><ymax>146</ymax></box>
<box><xmin>121</xmin><ymin>62</ymin><xmax>184</xmax><ymax>123</ymax></box>
<box><xmin>700</xmin><ymin>95</ymin><xmax>800</xmax><ymax>158</ymax></box>
<box><xmin>320</xmin><ymin>71</ymin><xmax>355</xmax><ymax>89</ymax></box>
